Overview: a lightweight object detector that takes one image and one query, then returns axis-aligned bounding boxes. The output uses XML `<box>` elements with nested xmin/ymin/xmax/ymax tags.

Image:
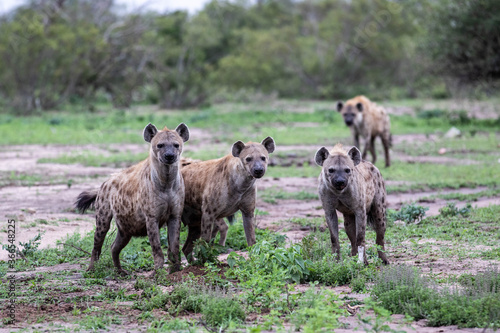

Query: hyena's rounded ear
<box><xmin>232</xmin><ymin>141</ymin><xmax>246</xmax><ymax>157</ymax></box>
<box><xmin>348</xmin><ymin>146</ymin><xmax>362</xmax><ymax>166</ymax></box>
<box><xmin>261</xmin><ymin>136</ymin><xmax>275</xmax><ymax>154</ymax></box>
<box><xmin>143</xmin><ymin>123</ymin><xmax>158</xmax><ymax>143</ymax></box>
<box><xmin>356</xmin><ymin>102</ymin><xmax>363</xmax><ymax>112</ymax></box>
<box><xmin>175</xmin><ymin>123</ymin><xmax>190</xmax><ymax>142</ymax></box>
<box><xmin>336</xmin><ymin>101</ymin><xmax>343</xmax><ymax>112</ymax></box>
<box><xmin>315</xmin><ymin>147</ymin><xmax>330</xmax><ymax>166</ymax></box>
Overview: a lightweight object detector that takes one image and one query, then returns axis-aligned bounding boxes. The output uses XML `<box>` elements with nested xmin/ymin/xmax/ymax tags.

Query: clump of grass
<box><xmin>372</xmin><ymin>265</ymin><xmax>500</xmax><ymax>329</ymax></box>
<box><xmin>135</xmin><ymin>278</ymin><xmax>245</xmax><ymax>328</ymax></box>
<box><xmin>260</xmin><ymin>187</ymin><xmax>317</xmax><ymax>204</ymax></box>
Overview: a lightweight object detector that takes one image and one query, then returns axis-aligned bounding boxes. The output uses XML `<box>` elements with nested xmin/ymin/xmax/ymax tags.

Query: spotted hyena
<box><xmin>75</xmin><ymin>123</ymin><xmax>190</xmax><ymax>274</ymax></box>
<box><xmin>315</xmin><ymin>143</ymin><xmax>389</xmax><ymax>265</ymax></box>
<box><xmin>337</xmin><ymin>95</ymin><xmax>391</xmax><ymax>167</ymax></box>
<box><xmin>181</xmin><ymin>137</ymin><xmax>275</xmax><ymax>261</ymax></box>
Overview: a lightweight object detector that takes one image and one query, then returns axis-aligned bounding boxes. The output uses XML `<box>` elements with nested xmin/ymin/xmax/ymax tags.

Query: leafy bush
<box><xmin>227</xmin><ymin>237</ymin><xmax>311</xmax><ymax>284</ymax></box>
<box><xmin>439</xmin><ymin>202</ymin><xmax>472</xmax><ymax>217</ymax></box>
<box><xmin>192</xmin><ymin>239</ymin><xmax>222</xmax><ymax>266</ymax></box>
<box><xmin>393</xmin><ymin>203</ymin><xmax>428</xmax><ymax>224</ymax></box>
<box><xmin>225</xmin><ymin>235</ymin><xmax>310</xmax><ymax>311</ymax></box>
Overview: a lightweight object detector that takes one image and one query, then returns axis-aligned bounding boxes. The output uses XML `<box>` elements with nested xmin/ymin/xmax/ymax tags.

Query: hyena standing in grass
<box><xmin>75</xmin><ymin>123</ymin><xmax>189</xmax><ymax>275</ymax></box>
<box><xmin>337</xmin><ymin>95</ymin><xmax>392</xmax><ymax>167</ymax></box>
<box><xmin>181</xmin><ymin>137</ymin><xmax>275</xmax><ymax>261</ymax></box>
<box><xmin>315</xmin><ymin>143</ymin><xmax>389</xmax><ymax>265</ymax></box>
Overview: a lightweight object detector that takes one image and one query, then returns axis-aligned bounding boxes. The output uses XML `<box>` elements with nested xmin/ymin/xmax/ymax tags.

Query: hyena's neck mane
<box><xmin>232</xmin><ymin>156</ymin><xmax>256</xmax><ymax>190</ymax></box>
<box><xmin>148</xmin><ymin>158</ymin><xmax>182</xmax><ymax>192</ymax></box>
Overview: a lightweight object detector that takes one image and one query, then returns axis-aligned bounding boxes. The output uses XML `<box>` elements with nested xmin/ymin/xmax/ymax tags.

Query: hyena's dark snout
<box><xmin>332</xmin><ymin>177</ymin><xmax>347</xmax><ymax>190</ymax></box>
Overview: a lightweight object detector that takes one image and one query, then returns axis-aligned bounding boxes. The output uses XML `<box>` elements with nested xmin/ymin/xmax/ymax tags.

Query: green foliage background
<box><xmin>0</xmin><ymin>0</ymin><xmax>498</xmax><ymax>113</ymax></box>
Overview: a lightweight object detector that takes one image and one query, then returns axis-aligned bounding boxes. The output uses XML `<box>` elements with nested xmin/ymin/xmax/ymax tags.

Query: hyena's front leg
<box><xmin>240</xmin><ymin>201</ymin><xmax>256</xmax><ymax>247</ymax></box>
<box><xmin>323</xmin><ymin>202</ymin><xmax>341</xmax><ymax>261</ymax></box>
<box><xmin>146</xmin><ymin>217</ymin><xmax>165</xmax><ymax>271</ymax></box>
<box><xmin>343</xmin><ymin>214</ymin><xmax>357</xmax><ymax>257</ymax></box>
<box><xmin>167</xmin><ymin>215</ymin><xmax>181</xmax><ymax>273</ymax></box>
<box><xmin>354</xmin><ymin>208</ymin><xmax>368</xmax><ymax>265</ymax></box>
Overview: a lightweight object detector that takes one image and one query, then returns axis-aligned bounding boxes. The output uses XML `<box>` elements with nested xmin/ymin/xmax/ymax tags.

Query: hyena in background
<box><xmin>75</xmin><ymin>123</ymin><xmax>190</xmax><ymax>275</ymax></box>
<box><xmin>337</xmin><ymin>95</ymin><xmax>392</xmax><ymax>167</ymax></box>
<box><xmin>315</xmin><ymin>143</ymin><xmax>389</xmax><ymax>265</ymax></box>
<box><xmin>181</xmin><ymin>137</ymin><xmax>275</xmax><ymax>261</ymax></box>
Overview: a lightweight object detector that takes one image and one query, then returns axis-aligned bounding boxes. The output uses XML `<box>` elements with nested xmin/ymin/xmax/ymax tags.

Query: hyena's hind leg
<box><xmin>381</xmin><ymin>133</ymin><xmax>391</xmax><ymax>167</ymax></box>
<box><xmin>210</xmin><ymin>219</ymin><xmax>229</xmax><ymax>246</ymax></box>
<box><xmin>369</xmin><ymin>136</ymin><xmax>377</xmax><ymax>164</ymax></box>
<box><xmin>111</xmin><ymin>225</ymin><xmax>132</xmax><ymax>275</ymax></box>
<box><xmin>88</xmin><ymin>205</ymin><xmax>112</xmax><ymax>271</ymax></box>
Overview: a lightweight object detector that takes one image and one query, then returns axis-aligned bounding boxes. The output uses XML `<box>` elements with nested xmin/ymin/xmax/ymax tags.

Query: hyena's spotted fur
<box><xmin>181</xmin><ymin>137</ymin><xmax>275</xmax><ymax>261</ymax></box>
<box><xmin>315</xmin><ymin>143</ymin><xmax>389</xmax><ymax>265</ymax></box>
<box><xmin>337</xmin><ymin>95</ymin><xmax>391</xmax><ymax>167</ymax></box>
<box><xmin>75</xmin><ymin>123</ymin><xmax>189</xmax><ymax>275</ymax></box>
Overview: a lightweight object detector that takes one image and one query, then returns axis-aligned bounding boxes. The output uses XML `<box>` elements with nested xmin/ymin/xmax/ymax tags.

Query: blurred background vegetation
<box><xmin>0</xmin><ymin>0</ymin><xmax>499</xmax><ymax>114</ymax></box>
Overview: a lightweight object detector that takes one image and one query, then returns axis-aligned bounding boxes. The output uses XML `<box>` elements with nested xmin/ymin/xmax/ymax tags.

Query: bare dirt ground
<box><xmin>1</xmin><ymin>131</ymin><xmax>499</xmax><ymax>332</ymax></box>
<box><xmin>2</xmin><ymin>141</ymin><xmax>498</xmax><ymax>262</ymax></box>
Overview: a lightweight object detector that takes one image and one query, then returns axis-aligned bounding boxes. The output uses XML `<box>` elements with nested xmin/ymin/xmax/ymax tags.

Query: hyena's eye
<box><xmin>344</xmin><ymin>168</ymin><xmax>351</xmax><ymax>173</ymax></box>
<box><xmin>246</xmin><ymin>156</ymin><xmax>253</xmax><ymax>162</ymax></box>
<box><xmin>173</xmin><ymin>143</ymin><xmax>180</xmax><ymax>148</ymax></box>
<box><xmin>157</xmin><ymin>143</ymin><xmax>164</xmax><ymax>149</ymax></box>
<box><xmin>261</xmin><ymin>156</ymin><xmax>266</xmax><ymax>161</ymax></box>
<box><xmin>328</xmin><ymin>168</ymin><xmax>334</xmax><ymax>174</ymax></box>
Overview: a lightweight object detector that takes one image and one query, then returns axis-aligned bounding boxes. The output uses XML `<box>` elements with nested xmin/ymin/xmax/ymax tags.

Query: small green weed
<box><xmin>392</xmin><ymin>203</ymin><xmax>428</xmax><ymax>224</ymax></box>
<box><xmin>439</xmin><ymin>202</ymin><xmax>472</xmax><ymax>217</ymax></box>
<box><xmin>290</xmin><ymin>285</ymin><xmax>346</xmax><ymax>332</ymax></box>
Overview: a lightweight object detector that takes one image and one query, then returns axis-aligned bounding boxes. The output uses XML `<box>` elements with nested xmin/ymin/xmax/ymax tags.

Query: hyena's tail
<box><xmin>226</xmin><ymin>215</ymin><xmax>236</xmax><ymax>225</ymax></box>
<box><xmin>75</xmin><ymin>190</ymin><xmax>98</xmax><ymax>213</ymax></box>
<box><xmin>389</xmin><ymin>134</ymin><xmax>393</xmax><ymax>148</ymax></box>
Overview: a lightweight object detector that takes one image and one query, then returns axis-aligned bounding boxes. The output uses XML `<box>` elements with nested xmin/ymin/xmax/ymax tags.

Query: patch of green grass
<box><xmin>259</xmin><ymin>187</ymin><xmax>317</xmax><ymax>204</ymax></box>
<box><xmin>382</xmin><ymin>160</ymin><xmax>500</xmax><ymax>191</ymax></box>
<box><xmin>285</xmin><ymin>217</ymin><xmax>324</xmax><ymax>228</ymax></box>
<box><xmin>480</xmin><ymin>248</ymin><xmax>500</xmax><ymax>260</ymax></box>
<box><xmin>148</xmin><ymin>318</ymin><xmax>197</xmax><ymax>332</ymax></box>
<box><xmin>418</xmin><ymin>187</ymin><xmax>500</xmax><ymax>203</ymax></box>
<box><xmin>289</xmin><ymin>286</ymin><xmax>346</xmax><ymax>332</ymax></box>
<box><xmin>38</xmin><ymin>151</ymin><xmax>148</xmax><ymax>167</ymax></box>
<box><xmin>266</xmin><ymin>165</ymin><xmax>319</xmax><ymax>178</ymax></box>
<box><xmin>396</xmin><ymin>132</ymin><xmax>499</xmax><ymax>157</ymax></box>
<box><xmin>0</xmin><ymin>171</ymin><xmax>43</xmax><ymax>187</ymax></box>
<box><xmin>135</xmin><ymin>278</ymin><xmax>245</xmax><ymax>329</ymax></box>
<box><xmin>77</xmin><ymin>313</ymin><xmax>122</xmax><ymax>331</ymax></box>
<box><xmin>386</xmin><ymin>205</ymin><xmax>500</xmax><ymax>259</ymax></box>
<box><xmin>372</xmin><ymin>265</ymin><xmax>500</xmax><ymax>329</ymax></box>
